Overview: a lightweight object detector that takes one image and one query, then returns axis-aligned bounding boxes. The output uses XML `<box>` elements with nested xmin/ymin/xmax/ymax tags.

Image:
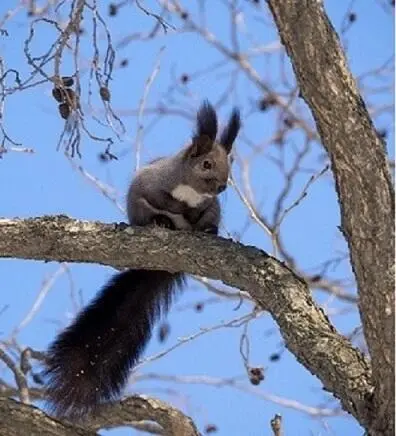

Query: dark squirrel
<box><xmin>44</xmin><ymin>101</ymin><xmax>241</xmax><ymax>418</ymax></box>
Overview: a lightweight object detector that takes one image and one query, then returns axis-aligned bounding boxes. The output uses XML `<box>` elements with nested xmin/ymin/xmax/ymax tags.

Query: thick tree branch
<box><xmin>0</xmin><ymin>216</ymin><xmax>372</xmax><ymax>429</ymax></box>
<box><xmin>85</xmin><ymin>396</ymin><xmax>199</xmax><ymax>435</ymax></box>
<box><xmin>266</xmin><ymin>1</ymin><xmax>394</xmax><ymax>434</ymax></box>
<box><xmin>0</xmin><ymin>397</ymin><xmax>96</xmax><ymax>436</ymax></box>
<box><xmin>0</xmin><ymin>395</ymin><xmax>199</xmax><ymax>436</ymax></box>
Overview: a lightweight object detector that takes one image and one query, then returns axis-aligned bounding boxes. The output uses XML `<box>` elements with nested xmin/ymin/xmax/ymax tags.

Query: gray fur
<box><xmin>128</xmin><ymin>102</ymin><xmax>241</xmax><ymax>232</ymax></box>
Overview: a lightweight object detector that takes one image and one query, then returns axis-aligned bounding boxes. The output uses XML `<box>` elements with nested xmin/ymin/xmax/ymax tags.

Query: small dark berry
<box><xmin>248</xmin><ymin>367</ymin><xmax>264</xmax><ymax>385</ymax></box>
<box><xmin>109</xmin><ymin>3</ymin><xmax>118</xmax><ymax>16</ymax></box>
<box><xmin>181</xmin><ymin>12</ymin><xmax>189</xmax><ymax>20</ymax></box>
<box><xmin>120</xmin><ymin>59</ymin><xmax>129</xmax><ymax>67</ymax></box>
<box><xmin>249</xmin><ymin>376</ymin><xmax>261</xmax><ymax>385</ymax></box>
<box><xmin>348</xmin><ymin>12</ymin><xmax>357</xmax><ymax>23</ymax></box>
<box><xmin>249</xmin><ymin>367</ymin><xmax>264</xmax><ymax>379</ymax></box>
<box><xmin>100</xmin><ymin>86</ymin><xmax>111</xmax><ymax>102</ymax></box>
<box><xmin>311</xmin><ymin>274</ymin><xmax>322</xmax><ymax>283</ymax></box>
<box><xmin>180</xmin><ymin>74</ymin><xmax>189</xmax><ymax>84</ymax></box>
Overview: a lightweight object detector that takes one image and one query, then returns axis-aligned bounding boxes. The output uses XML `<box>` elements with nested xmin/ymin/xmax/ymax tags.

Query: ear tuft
<box><xmin>220</xmin><ymin>108</ymin><xmax>241</xmax><ymax>153</ymax></box>
<box><xmin>187</xmin><ymin>135</ymin><xmax>213</xmax><ymax>158</ymax></box>
<box><xmin>194</xmin><ymin>101</ymin><xmax>218</xmax><ymax>141</ymax></box>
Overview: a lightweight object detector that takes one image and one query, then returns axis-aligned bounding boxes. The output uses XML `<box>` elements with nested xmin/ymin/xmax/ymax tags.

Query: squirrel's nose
<box><xmin>217</xmin><ymin>184</ymin><xmax>227</xmax><ymax>194</ymax></box>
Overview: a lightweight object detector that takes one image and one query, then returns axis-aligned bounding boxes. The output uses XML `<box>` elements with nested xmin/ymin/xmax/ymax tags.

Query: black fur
<box><xmin>44</xmin><ymin>100</ymin><xmax>239</xmax><ymax>419</ymax></box>
<box><xmin>220</xmin><ymin>108</ymin><xmax>241</xmax><ymax>153</ymax></box>
<box><xmin>45</xmin><ymin>269</ymin><xmax>185</xmax><ymax>418</ymax></box>
<box><xmin>195</xmin><ymin>100</ymin><xmax>218</xmax><ymax>141</ymax></box>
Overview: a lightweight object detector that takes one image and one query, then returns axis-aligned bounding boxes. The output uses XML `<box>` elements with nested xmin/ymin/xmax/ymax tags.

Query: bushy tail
<box><xmin>44</xmin><ymin>269</ymin><xmax>184</xmax><ymax>418</ymax></box>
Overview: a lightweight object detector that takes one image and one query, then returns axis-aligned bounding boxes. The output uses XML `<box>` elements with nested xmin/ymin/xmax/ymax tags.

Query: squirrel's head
<box><xmin>182</xmin><ymin>101</ymin><xmax>241</xmax><ymax>196</ymax></box>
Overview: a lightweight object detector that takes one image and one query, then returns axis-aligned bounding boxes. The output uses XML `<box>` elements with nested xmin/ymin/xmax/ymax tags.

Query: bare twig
<box><xmin>0</xmin><ymin>347</ymin><xmax>29</xmax><ymax>404</ymax></box>
<box><xmin>270</xmin><ymin>414</ymin><xmax>282</xmax><ymax>436</ymax></box>
<box><xmin>134</xmin><ymin>47</ymin><xmax>165</xmax><ymax>170</ymax></box>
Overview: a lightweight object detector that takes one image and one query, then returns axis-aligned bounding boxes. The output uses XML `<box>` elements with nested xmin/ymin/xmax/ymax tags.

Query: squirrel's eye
<box><xmin>203</xmin><ymin>160</ymin><xmax>212</xmax><ymax>170</ymax></box>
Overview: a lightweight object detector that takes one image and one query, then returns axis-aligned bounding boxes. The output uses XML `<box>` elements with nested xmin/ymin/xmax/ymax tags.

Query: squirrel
<box><xmin>44</xmin><ymin>101</ymin><xmax>241</xmax><ymax>418</ymax></box>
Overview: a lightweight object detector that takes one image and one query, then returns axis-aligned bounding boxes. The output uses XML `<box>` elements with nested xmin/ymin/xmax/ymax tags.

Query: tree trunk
<box><xmin>266</xmin><ymin>1</ymin><xmax>395</xmax><ymax>434</ymax></box>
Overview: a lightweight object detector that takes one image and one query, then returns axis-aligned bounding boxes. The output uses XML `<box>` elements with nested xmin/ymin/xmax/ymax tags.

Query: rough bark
<box><xmin>0</xmin><ymin>216</ymin><xmax>373</xmax><ymax>430</ymax></box>
<box><xmin>86</xmin><ymin>396</ymin><xmax>199</xmax><ymax>435</ymax></box>
<box><xmin>266</xmin><ymin>1</ymin><xmax>395</xmax><ymax>435</ymax></box>
<box><xmin>0</xmin><ymin>396</ymin><xmax>199</xmax><ymax>436</ymax></box>
<box><xmin>0</xmin><ymin>398</ymin><xmax>96</xmax><ymax>436</ymax></box>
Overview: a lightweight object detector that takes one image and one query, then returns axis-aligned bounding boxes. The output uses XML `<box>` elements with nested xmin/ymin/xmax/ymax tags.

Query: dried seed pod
<box><xmin>248</xmin><ymin>367</ymin><xmax>265</xmax><ymax>385</ymax></box>
<box><xmin>100</xmin><ymin>86</ymin><xmax>111</xmax><ymax>102</ymax></box>
<box><xmin>59</xmin><ymin>103</ymin><xmax>71</xmax><ymax>120</ymax></box>
<box><xmin>61</xmin><ymin>76</ymin><xmax>74</xmax><ymax>87</ymax></box>
<box><xmin>52</xmin><ymin>87</ymin><xmax>64</xmax><ymax>102</ymax></box>
<box><xmin>65</xmin><ymin>88</ymin><xmax>79</xmax><ymax>109</ymax></box>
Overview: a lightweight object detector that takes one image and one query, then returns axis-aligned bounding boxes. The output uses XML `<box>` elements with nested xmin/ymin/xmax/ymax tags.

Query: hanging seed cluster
<box><xmin>52</xmin><ymin>76</ymin><xmax>78</xmax><ymax>120</ymax></box>
<box><xmin>248</xmin><ymin>367</ymin><xmax>265</xmax><ymax>385</ymax></box>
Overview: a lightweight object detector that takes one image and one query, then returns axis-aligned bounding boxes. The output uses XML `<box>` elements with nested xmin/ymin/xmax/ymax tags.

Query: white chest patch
<box><xmin>171</xmin><ymin>184</ymin><xmax>212</xmax><ymax>208</ymax></box>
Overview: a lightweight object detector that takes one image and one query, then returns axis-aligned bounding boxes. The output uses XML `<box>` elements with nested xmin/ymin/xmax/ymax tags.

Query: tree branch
<box><xmin>85</xmin><ymin>396</ymin><xmax>199</xmax><ymax>435</ymax></box>
<box><xmin>0</xmin><ymin>397</ymin><xmax>96</xmax><ymax>436</ymax></box>
<box><xmin>266</xmin><ymin>1</ymin><xmax>394</xmax><ymax>434</ymax></box>
<box><xmin>0</xmin><ymin>216</ymin><xmax>372</xmax><ymax>429</ymax></box>
<box><xmin>0</xmin><ymin>395</ymin><xmax>199</xmax><ymax>436</ymax></box>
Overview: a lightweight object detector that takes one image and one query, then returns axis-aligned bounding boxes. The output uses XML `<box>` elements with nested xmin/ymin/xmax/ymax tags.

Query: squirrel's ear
<box><xmin>194</xmin><ymin>101</ymin><xmax>218</xmax><ymax>141</ymax></box>
<box><xmin>186</xmin><ymin>135</ymin><xmax>213</xmax><ymax>159</ymax></box>
<box><xmin>220</xmin><ymin>108</ymin><xmax>241</xmax><ymax>154</ymax></box>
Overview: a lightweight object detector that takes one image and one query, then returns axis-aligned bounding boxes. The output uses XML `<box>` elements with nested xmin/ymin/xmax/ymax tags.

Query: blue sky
<box><xmin>0</xmin><ymin>1</ymin><xmax>393</xmax><ymax>435</ymax></box>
